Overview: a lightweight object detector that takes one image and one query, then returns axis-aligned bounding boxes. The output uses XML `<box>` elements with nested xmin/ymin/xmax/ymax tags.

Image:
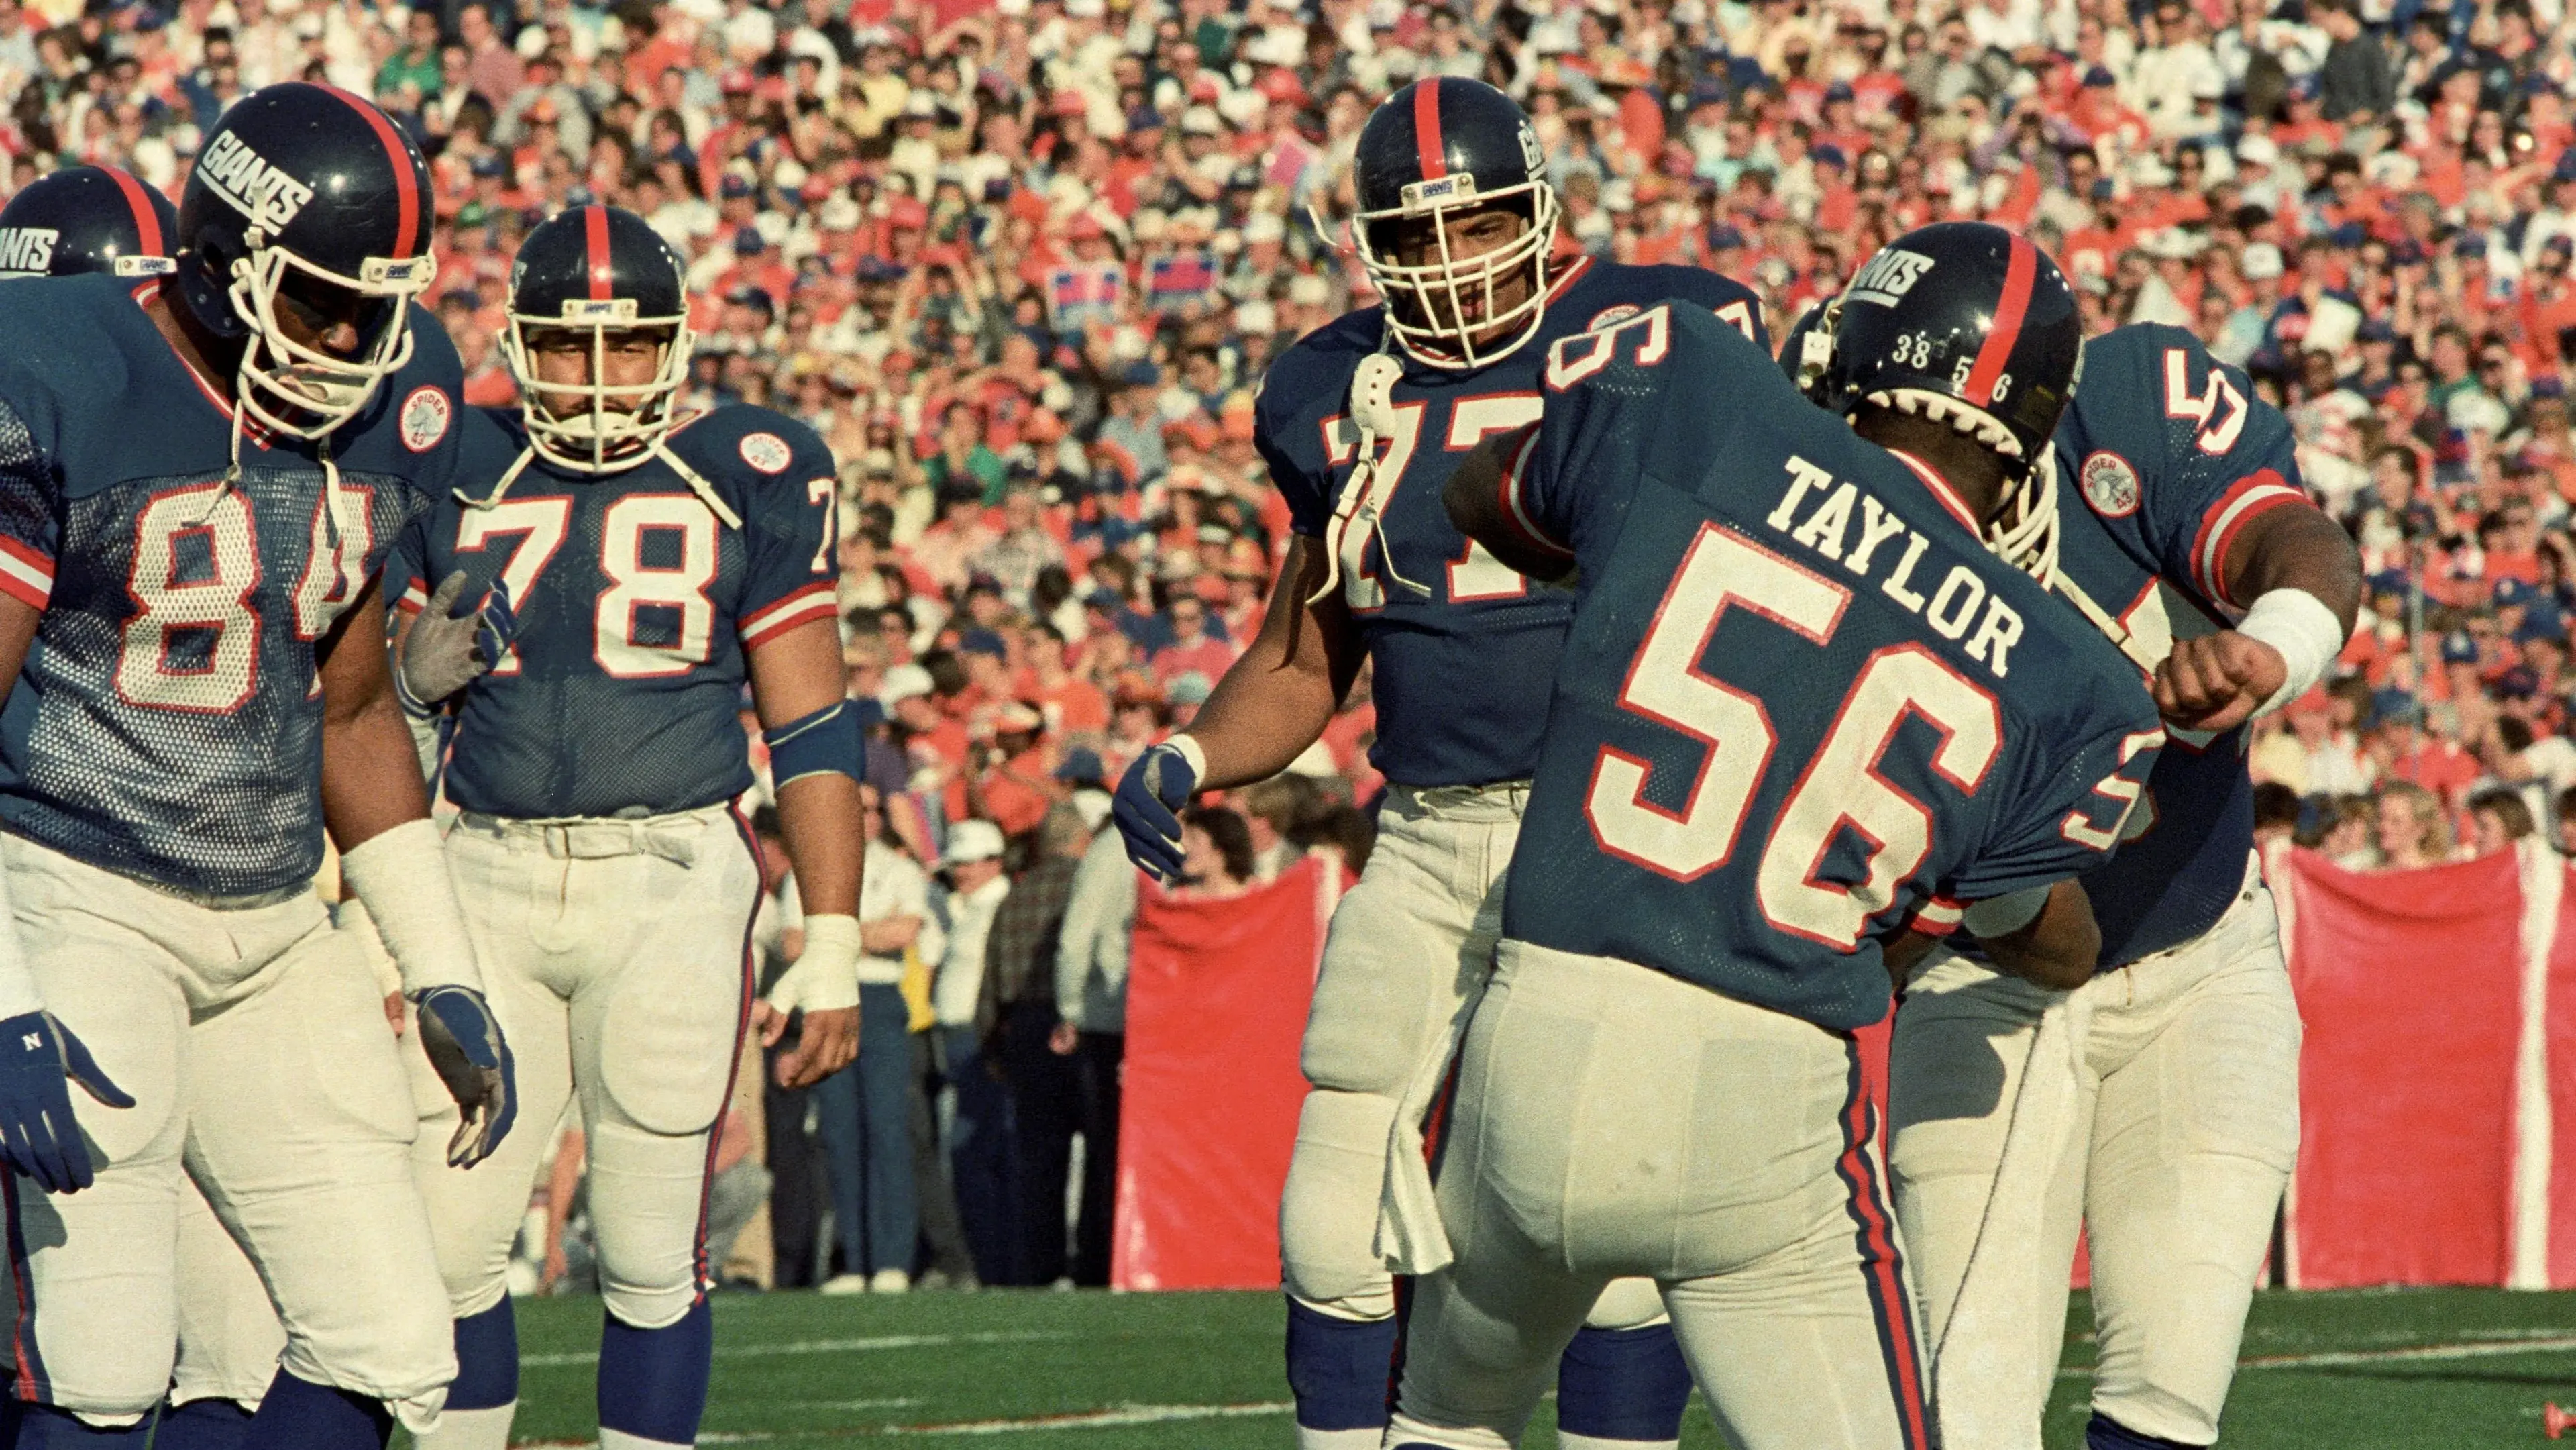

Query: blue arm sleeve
<box><xmin>1947</xmin><ymin>702</ymin><xmax>2165</xmax><ymax>902</ymax></box>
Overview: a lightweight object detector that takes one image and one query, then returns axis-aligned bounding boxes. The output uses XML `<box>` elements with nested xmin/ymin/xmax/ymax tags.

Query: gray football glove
<box><xmin>398</xmin><ymin>572</ymin><xmax>517</xmax><ymax>713</ymax></box>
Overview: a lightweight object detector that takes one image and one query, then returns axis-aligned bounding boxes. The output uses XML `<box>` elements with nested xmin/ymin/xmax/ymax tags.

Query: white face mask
<box><xmin>1350</xmin><ymin>178</ymin><xmax>1562</xmax><ymax>371</ymax></box>
<box><xmin>501</xmin><ymin>307</ymin><xmax>696</xmax><ymax>475</ymax></box>
<box><xmin>229</xmin><ymin>243</ymin><xmax>434</xmax><ymax>440</ymax></box>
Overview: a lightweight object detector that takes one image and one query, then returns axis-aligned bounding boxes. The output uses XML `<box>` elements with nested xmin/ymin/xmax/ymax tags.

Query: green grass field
<box><xmin>488</xmin><ymin>1286</ymin><xmax>2576</xmax><ymax>1447</ymax></box>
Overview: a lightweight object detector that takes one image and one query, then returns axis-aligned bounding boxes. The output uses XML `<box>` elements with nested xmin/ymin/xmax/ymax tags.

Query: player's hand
<box><xmin>760</xmin><ymin>1003</ymin><xmax>858</xmax><ymax>1089</ymax></box>
<box><xmin>399</xmin><ymin>572</ymin><xmax>518</xmax><ymax>710</ymax></box>
<box><xmin>0</xmin><ymin>1011</ymin><xmax>131</xmax><ymax>1194</ymax></box>
<box><xmin>2151</xmin><ymin>630</ymin><xmax>2285</xmax><ymax>735</ymax></box>
<box><xmin>413</xmin><ymin>986</ymin><xmax>517</xmax><ymax>1168</ymax></box>
<box><xmin>1049</xmin><ymin>1021</ymin><xmax>1079</xmax><ymax>1056</ymax></box>
<box><xmin>1112</xmin><ymin>741</ymin><xmax>1198</xmax><ymax>880</ymax></box>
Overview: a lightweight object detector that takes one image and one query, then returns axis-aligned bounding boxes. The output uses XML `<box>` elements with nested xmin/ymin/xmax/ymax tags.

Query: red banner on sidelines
<box><xmin>1112</xmin><ymin>858</ymin><xmax>1334</xmax><ymax>1291</ymax></box>
<box><xmin>2283</xmin><ymin>848</ymin><xmax>2524</xmax><ymax>1288</ymax></box>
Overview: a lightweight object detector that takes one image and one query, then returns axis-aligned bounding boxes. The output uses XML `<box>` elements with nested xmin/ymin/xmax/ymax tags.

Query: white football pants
<box><xmin>0</xmin><ymin>834</ymin><xmax>451</xmax><ymax>1428</ymax></box>
<box><xmin>410</xmin><ymin>805</ymin><xmax>761</xmax><ymax>1333</ymax></box>
<box><xmin>1279</xmin><ymin>781</ymin><xmax>1662</xmax><ymax>1332</ymax></box>
<box><xmin>1888</xmin><ymin>862</ymin><xmax>2300</xmax><ymax>1447</ymax></box>
<box><xmin>1387</xmin><ymin>941</ymin><xmax>1930</xmax><ymax>1450</ymax></box>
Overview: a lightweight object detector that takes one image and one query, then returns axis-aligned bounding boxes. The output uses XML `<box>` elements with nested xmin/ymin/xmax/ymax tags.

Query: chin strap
<box><xmin>1306</xmin><ymin>349</ymin><xmax>1429</xmax><ymax>605</ymax></box>
<box><xmin>457</xmin><ymin>445</ymin><xmax>541</xmax><ymax>513</ymax></box>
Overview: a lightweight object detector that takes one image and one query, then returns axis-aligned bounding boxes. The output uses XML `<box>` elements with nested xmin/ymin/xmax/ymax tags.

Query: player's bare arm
<box><xmin>1444</xmin><ymin>423</ymin><xmax>1576</xmax><ymax>584</ymax></box>
<box><xmin>1185</xmin><ymin>534</ymin><xmax>1364</xmax><ymax>789</ymax></box>
<box><xmin>1968</xmin><ymin>878</ymin><xmax>2104</xmax><ymax>991</ymax></box>
<box><xmin>319</xmin><ymin>573</ymin><xmax>439</xmax><ymax>848</ymax></box>
<box><xmin>745</xmin><ymin>613</ymin><xmax>865</xmax><ymax>1089</ymax></box>
<box><xmin>2155</xmin><ymin>501</ymin><xmax>2361</xmax><ymax>734</ymax></box>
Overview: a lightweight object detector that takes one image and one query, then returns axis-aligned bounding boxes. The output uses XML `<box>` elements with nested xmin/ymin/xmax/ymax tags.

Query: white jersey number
<box><xmin>117</xmin><ymin>486</ymin><xmax>262</xmax><ymax>713</ymax></box>
<box><xmin>1586</xmin><ymin>525</ymin><xmax>2006</xmax><ymax>947</ymax></box>
<box><xmin>594</xmin><ymin>494</ymin><xmax>719</xmax><ymax>678</ymax></box>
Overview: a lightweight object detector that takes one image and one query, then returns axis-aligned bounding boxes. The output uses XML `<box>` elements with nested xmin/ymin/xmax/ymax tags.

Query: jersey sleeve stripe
<box><xmin>1497</xmin><ymin>427</ymin><xmax>1574</xmax><ymax>558</ymax></box>
<box><xmin>2189</xmin><ymin>469</ymin><xmax>2304</xmax><ymax>611</ymax></box>
<box><xmin>395</xmin><ymin>575</ymin><xmax>429</xmax><ymax>617</ymax></box>
<box><xmin>1904</xmin><ymin>895</ymin><xmax>1964</xmax><ymax>937</ymax></box>
<box><xmin>740</xmin><ymin>580</ymin><xmax>838</xmax><ymax>647</ymax></box>
<box><xmin>0</xmin><ymin>538</ymin><xmax>48</xmax><ymax>610</ymax></box>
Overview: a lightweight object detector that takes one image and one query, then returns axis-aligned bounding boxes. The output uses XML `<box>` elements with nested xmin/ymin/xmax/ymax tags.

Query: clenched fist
<box><xmin>2152</xmin><ymin>630</ymin><xmax>2285</xmax><ymax>734</ymax></box>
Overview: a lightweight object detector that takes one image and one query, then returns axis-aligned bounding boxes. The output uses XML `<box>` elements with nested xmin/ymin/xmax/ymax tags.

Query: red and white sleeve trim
<box><xmin>740</xmin><ymin>580</ymin><xmax>839</xmax><ymax>648</ymax></box>
<box><xmin>394</xmin><ymin>576</ymin><xmax>430</xmax><ymax>617</ymax></box>
<box><xmin>1497</xmin><ymin>428</ymin><xmax>1575</xmax><ymax>559</ymax></box>
<box><xmin>0</xmin><ymin>537</ymin><xmax>53</xmax><ymax>611</ymax></box>
<box><xmin>1905</xmin><ymin>895</ymin><xmax>1965</xmax><ymax>938</ymax></box>
<box><xmin>2188</xmin><ymin>468</ymin><xmax>2306</xmax><ymax>613</ymax></box>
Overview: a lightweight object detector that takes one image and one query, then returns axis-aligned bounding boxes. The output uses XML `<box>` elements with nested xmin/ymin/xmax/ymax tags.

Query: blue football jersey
<box><xmin>1495</xmin><ymin>303</ymin><xmax>2165</xmax><ymax>1031</ymax></box>
<box><xmin>0</xmin><ymin>272</ymin><xmax>463</xmax><ymax>898</ymax></box>
<box><xmin>1255</xmin><ymin>257</ymin><xmax>1765</xmax><ymax>788</ymax></box>
<box><xmin>392</xmin><ymin>405</ymin><xmax>839</xmax><ymax>819</ymax></box>
<box><xmin>2047</xmin><ymin>323</ymin><xmax>2308</xmax><ymax>965</ymax></box>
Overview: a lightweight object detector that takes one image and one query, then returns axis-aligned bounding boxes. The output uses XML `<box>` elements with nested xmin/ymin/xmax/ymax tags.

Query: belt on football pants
<box><xmin>1385</xmin><ymin>778</ymin><xmax>1531</xmax><ymax>823</ymax></box>
<box><xmin>453</xmin><ymin>809</ymin><xmax>712</xmax><ymax>867</ymax></box>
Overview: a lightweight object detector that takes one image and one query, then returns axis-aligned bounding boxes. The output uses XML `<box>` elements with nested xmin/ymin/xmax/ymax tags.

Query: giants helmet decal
<box><xmin>0</xmin><ymin>165</ymin><xmax>177</xmax><ymax>280</ymax></box>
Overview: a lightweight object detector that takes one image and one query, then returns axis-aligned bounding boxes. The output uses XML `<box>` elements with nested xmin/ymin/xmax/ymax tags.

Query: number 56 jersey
<box><xmin>390</xmin><ymin>406</ymin><xmax>839</xmax><ymax>820</ymax></box>
<box><xmin>0</xmin><ymin>273</ymin><xmax>462</xmax><ymax>900</ymax></box>
<box><xmin>1493</xmin><ymin>304</ymin><xmax>2166</xmax><ymax>1031</ymax></box>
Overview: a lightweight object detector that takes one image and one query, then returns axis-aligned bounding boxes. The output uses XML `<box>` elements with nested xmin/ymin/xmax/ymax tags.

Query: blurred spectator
<box><xmin>815</xmin><ymin>784</ymin><xmax>936</xmax><ymax>1295</ymax></box>
<box><xmin>2469</xmin><ymin>786</ymin><xmax>2541</xmax><ymax>855</ymax></box>
<box><xmin>1053</xmin><ymin>812</ymin><xmax>1134</xmax><ymax>1289</ymax></box>
<box><xmin>1175</xmin><ymin>804</ymin><xmax>1256</xmax><ymax>898</ymax></box>
<box><xmin>981</xmin><ymin>805</ymin><xmax>1090</xmax><ymax>1287</ymax></box>
<box><xmin>2375</xmin><ymin>781</ymin><xmax>2457</xmax><ymax>868</ymax></box>
<box><xmin>930</xmin><ymin>819</ymin><xmax>1016</xmax><ymax>1286</ymax></box>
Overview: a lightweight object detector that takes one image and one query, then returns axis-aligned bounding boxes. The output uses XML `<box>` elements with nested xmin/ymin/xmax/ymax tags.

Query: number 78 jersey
<box><xmin>1493</xmin><ymin>303</ymin><xmax>2166</xmax><ymax>1031</ymax></box>
<box><xmin>390</xmin><ymin>405</ymin><xmax>840</xmax><ymax>820</ymax></box>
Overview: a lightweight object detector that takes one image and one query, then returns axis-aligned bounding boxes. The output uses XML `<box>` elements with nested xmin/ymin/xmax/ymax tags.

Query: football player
<box><xmin>1388</xmin><ymin>223</ymin><xmax>2163</xmax><ymax>1450</ymax></box>
<box><xmin>1108</xmin><ymin>76</ymin><xmax>1764</xmax><ymax>1450</ymax></box>
<box><xmin>1792</xmin><ymin>301</ymin><xmax>2357</xmax><ymax>1443</ymax></box>
<box><xmin>0</xmin><ymin>85</ymin><xmax>515</xmax><ymax>1450</ymax></box>
<box><xmin>386</xmin><ymin>203</ymin><xmax>861</xmax><ymax>1450</ymax></box>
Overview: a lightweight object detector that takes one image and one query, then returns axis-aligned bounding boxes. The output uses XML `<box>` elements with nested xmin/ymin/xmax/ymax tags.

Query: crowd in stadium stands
<box><xmin>9</xmin><ymin>0</ymin><xmax>2576</xmax><ymax>1284</ymax></box>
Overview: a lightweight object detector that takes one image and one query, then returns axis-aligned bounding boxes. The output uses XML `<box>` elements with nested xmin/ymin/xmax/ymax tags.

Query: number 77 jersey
<box><xmin>390</xmin><ymin>405</ymin><xmax>841</xmax><ymax>819</ymax></box>
<box><xmin>1492</xmin><ymin>303</ymin><xmax>2167</xmax><ymax>1030</ymax></box>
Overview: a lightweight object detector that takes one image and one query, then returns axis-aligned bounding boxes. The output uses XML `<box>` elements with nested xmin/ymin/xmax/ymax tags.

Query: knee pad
<box><xmin>1579</xmin><ymin>1278</ymin><xmax>1669</xmax><ymax>1332</ymax></box>
<box><xmin>1280</xmin><ymin>1091</ymin><xmax>1401</xmax><ymax>1317</ymax></box>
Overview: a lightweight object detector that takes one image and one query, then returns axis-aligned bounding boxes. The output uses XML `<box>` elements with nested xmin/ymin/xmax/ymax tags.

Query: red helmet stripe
<box><xmin>1962</xmin><ymin>233</ymin><xmax>2035</xmax><ymax>414</ymax></box>
<box><xmin>101</xmin><ymin>166</ymin><xmax>162</xmax><ymax>258</ymax></box>
<box><xmin>315</xmin><ymin>83</ymin><xmax>420</xmax><ymax>260</ymax></box>
<box><xmin>1413</xmin><ymin>79</ymin><xmax>1446</xmax><ymax>182</ymax></box>
<box><xmin>584</xmin><ymin>204</ymin><xmax>613</xmax><ymax>301</ymax></box>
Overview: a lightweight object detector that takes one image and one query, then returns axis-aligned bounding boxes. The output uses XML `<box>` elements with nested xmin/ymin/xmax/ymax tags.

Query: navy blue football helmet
<box><xmin>503</xmin><ymin>204</ymin><xmax>694</xmax><ymax>473</ymax></box>
<box><xmin>1812</xmin><ymin>222</ymin><xmax>2082</xmax><ymax>581</ymax></box>
<box><xmin>176</xmin><ymin>81</ymin><xmax>437</xmax><ymax>440</ymax></box>
<box><xmin>0</xmin><ymin>165</ymin><xmax>176</xmax><ymax>279</ymax></box>
<box><xmin>1350</xmin><ymin>77</ymin><xmax>1559</xmax><ymax>368</ymax></box>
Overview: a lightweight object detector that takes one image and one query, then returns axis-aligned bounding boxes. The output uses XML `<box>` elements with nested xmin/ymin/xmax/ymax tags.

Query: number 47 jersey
<box><xmin>390</xmin><ymin>405</ymin><xmax>840</xmax><ymax>820</ymax></box>
<box><xmin>1492</xmin><ymin>303</ymin><xmax>2167</xmax><ymax>1031</ymax></box>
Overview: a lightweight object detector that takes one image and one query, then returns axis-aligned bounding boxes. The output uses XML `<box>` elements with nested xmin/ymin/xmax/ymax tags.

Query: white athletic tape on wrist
<box><xmin>2236</xmin><ymin>588</ymin><xmax>2345</xmax><ymax>718</ymax></box>
<box><xmin>767</xmin><ymin>913</ymin><xmax>861</xmax><ymax>1015</ymax></box>
<box><xmin>1962</xmin><ymin>884</ymin><xmax>2049</xmax><ymax>940</ymax></box>
<box><xmin>0</xmin><ymin>860</ymin><xmax>46</xmax><ymax>1021</ymax></box>
<box><xmin>339</xmin><ymin>817</ymin><xmax>486</xmax><ymax>996</ymax></box>
<box><xmin>1167</xmin><ymin>733</ymin><xmax>1208</xmax><ymax>789</ymax></box>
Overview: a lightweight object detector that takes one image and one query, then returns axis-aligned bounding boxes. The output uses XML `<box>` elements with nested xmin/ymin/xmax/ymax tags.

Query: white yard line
<box><xmin>521</xmin><ymin>1331</ymin><xmax>1071</xmax><ymax>1369</ymax></box>
<box><xmin>2056</xmin><ymin>1332</ymin><xmax>2576</xmax><ymax>1377</ymax></box>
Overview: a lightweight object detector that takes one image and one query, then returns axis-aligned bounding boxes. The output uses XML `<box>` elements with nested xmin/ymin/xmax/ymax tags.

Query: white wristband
<box><xmin>0</xmin><ymin>853</ymin><xmax>46</xmax><ymax>1021</ymax></box>
<box><xmin>2235</xmin><ymin>588</ymin><xmax>2347</xmax><ymax>718</ymax></box>
<box><xmin>338</xmin><ymin>818</ymin><xmax>485</xmax><ymax>997</ymax></box>
<box><xmin>767</xmin><ymin>912</ymin><xmax>861</xmax><ymax>1015</ymax></box>
<box><xmin>1963</xmin><ymin>885</ymin><xmax>2050</xmax><ymax>941</ymax></box>
<box><xmin>1167</xmin><ymin>732</ymin><xmax>1209</xmax><ymax>786</ymax></box>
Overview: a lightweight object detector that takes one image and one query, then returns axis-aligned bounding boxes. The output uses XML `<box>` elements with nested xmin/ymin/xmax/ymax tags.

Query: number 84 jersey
<box><xmin>391</xmin><ymin>405</ymin><xmax>839</xmax><ymax>821</ymax></box>
<box><xmin>0</xmin><ymin>274</ymin><xmax>462</xmax><ymax>901</ymax></box>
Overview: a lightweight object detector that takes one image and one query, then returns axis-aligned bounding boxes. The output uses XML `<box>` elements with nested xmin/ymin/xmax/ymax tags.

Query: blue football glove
<box><xmin>0</xmin><ymin>1010</ymin><xmax>131</xmax><ymax>1194</ymax></box>
<box><xmin>1112</xmin><ymin>739</ymin><xmax>1199</xmax><ymax>880</ymax></box>
<box><xmin>413</xmin><ymin>986</ymin><xmax>517</xmax><ymax>1168</ymax></box>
